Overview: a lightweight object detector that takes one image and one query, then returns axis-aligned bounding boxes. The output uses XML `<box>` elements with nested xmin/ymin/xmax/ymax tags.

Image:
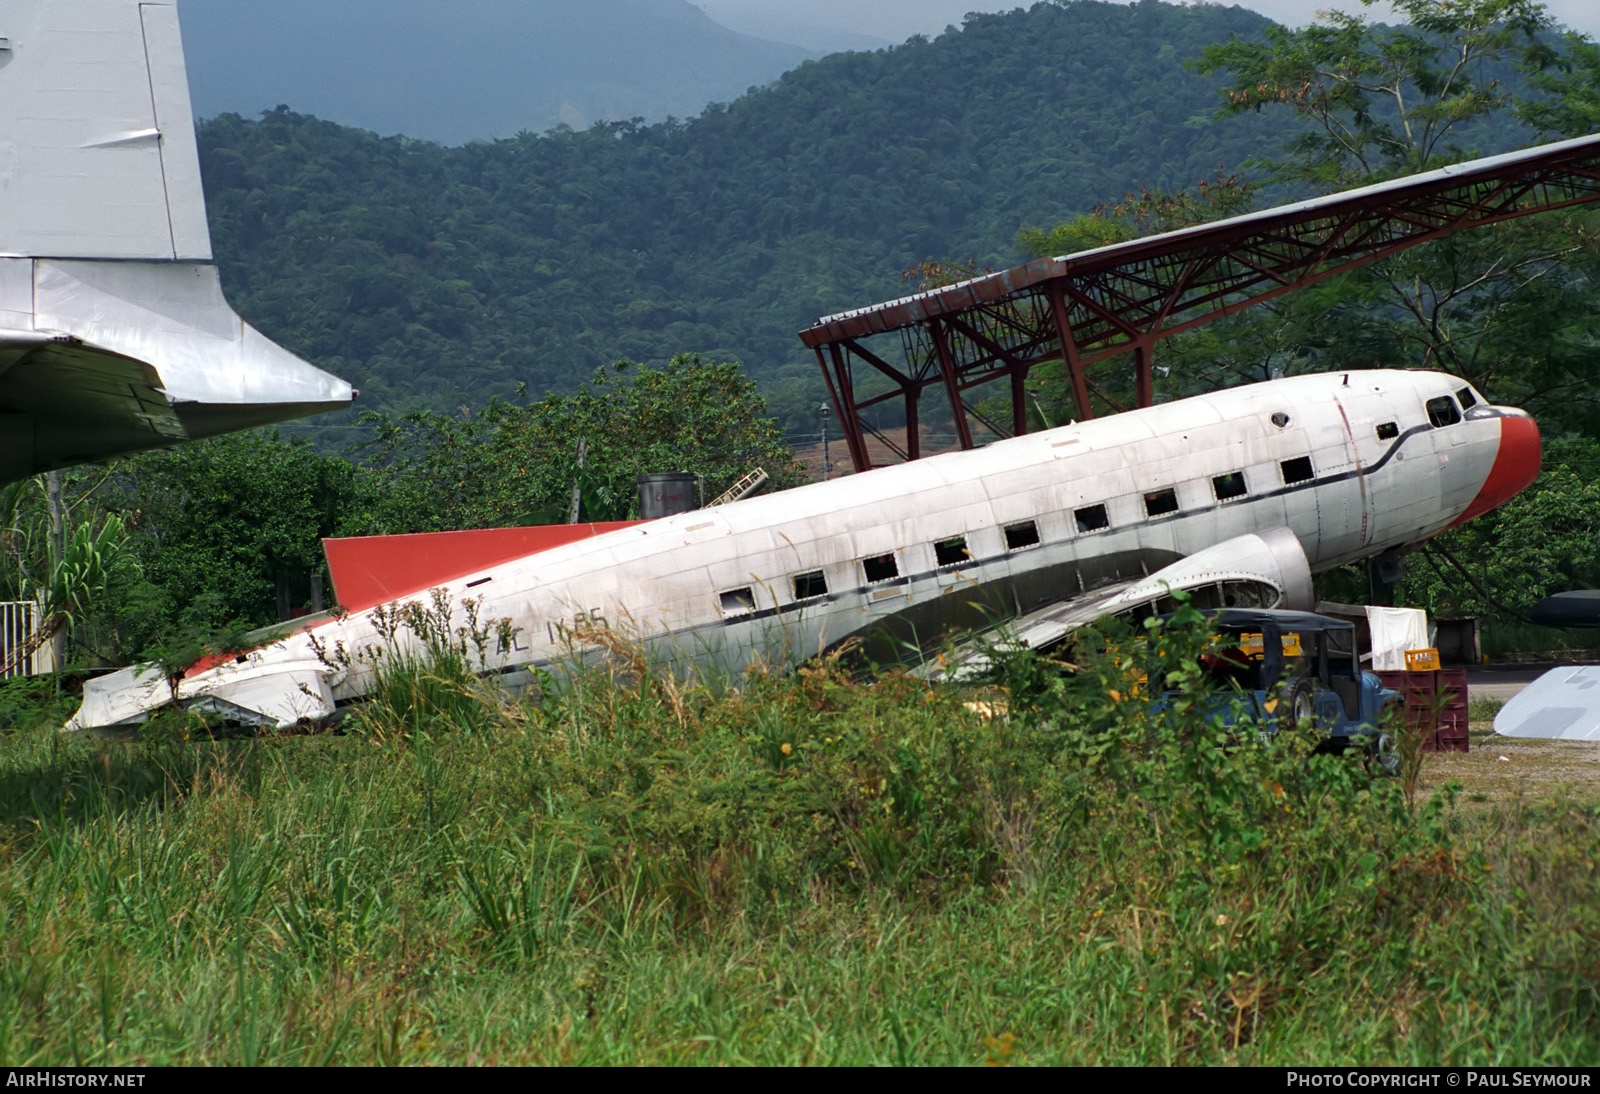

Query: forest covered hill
<box><xmin>196</xmin><ymin>0</ymin><xmax>1534</xmax><ymax>438</ymax></box>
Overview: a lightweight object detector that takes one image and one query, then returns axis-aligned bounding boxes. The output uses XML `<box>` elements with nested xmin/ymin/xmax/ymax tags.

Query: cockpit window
<box><xmin>1426</xmin><ymin>396</ymin><xmax>1461</xmax><ymax>428</ymax></box>
<box><xmin>1455</xmin><ymin>386</ymin><xmax>1478</xmax><ymax>410</ymax></box>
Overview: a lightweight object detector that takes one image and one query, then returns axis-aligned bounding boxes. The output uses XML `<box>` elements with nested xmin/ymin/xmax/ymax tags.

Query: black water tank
<box><xmin>637</xmin><ymin>473</ymin><xmax>697</xmax><ymax>518</ymax></box>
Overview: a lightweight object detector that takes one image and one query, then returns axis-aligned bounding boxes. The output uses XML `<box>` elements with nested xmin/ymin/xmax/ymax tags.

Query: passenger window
<box><xmin>862</xmin><ymin>553</ymin><xmax>899</xmax><ymax>583</ymax></box>
<box><xmin>793</xmin><ymin>571</ymin><xmax>827</xmax><ymax>600</ymax></box>
<box><xmin>1075</xmin><ymin>504</ymin><xmax>1109</xmax><ymax>533</ymax></box>
<box><xmin>719</xmin><ymin>587</ymin><xmax>755</xmax><ymax>617</ymax></box>
<box><xmin>1213</xmin><ymin>471</ymin><xmax>1247</xmax><ymax>501</ymax></box>
<box><xmin>1004</xmin><ymin>521</ymin><xmax>1040</xmax><ymax>550</ymax></box>
<box><xmin>1144</xmin><ymin>488</ymin><xmax>1178</xmax><ymax>517</ymax></box>
<box><xmin>1281</xmin><ymin>456</ymin><xmax>1314</xmax><ymax>485</ymax></box>
<box><xmin>1426</xmin><ymin>396</ymin><xmax>1461</xmax><ymax>427</ymax></box>
<box><xmin>934</xmin><ymin>536</ymin><xmax>971</xmax><ymax>567</ymax></box>
<box><xmin>1376</xmin><ymin>421</ymin><xmax>1399</xmax><ymax>440</ymax></box>
<box><xmin>1456</xmin><ymin>386</ymin><xmax>1478</xmax><ymax>410</ymax></box>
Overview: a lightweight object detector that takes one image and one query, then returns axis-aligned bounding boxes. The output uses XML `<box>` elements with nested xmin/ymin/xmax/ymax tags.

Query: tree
<box><xmin>1017</xmin><ymin>166</ymin><xmax>1257</xmax><ymax>257</ymax></box>
<box><xmin>1519</xmin><ymin>30</ymin><xmax>1600</xmax><ymax>137</ymax></box>
<box><xmin>348</xmin><ymin>354</ymin><xmax>805</xmax><ymax>535</ymax></box>
<box><xmin>0</xmin><ymin>476</ymin><xmax>143</xmax><ymax>671</ymax></box>
<box><xmin>95</xmin><ymin>431</ymin><xmax>359</xmax><ymax>634</ymax></box>
<box><xmin>1195</xmin><ymin>0</ymin><xmax>1549</xmax><ymax>185</ymax></box>
<box><xmin>1189</xmin><ymin>0</ymin><xmax>1600</xmax><ymax>437</ymax></box>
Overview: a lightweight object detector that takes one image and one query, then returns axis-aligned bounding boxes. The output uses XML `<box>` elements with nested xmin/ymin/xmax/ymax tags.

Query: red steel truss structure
<box><xmin>799</xmin><ymin>134</ymin><xmax>1600</xmax><ymax>472</ymax></box>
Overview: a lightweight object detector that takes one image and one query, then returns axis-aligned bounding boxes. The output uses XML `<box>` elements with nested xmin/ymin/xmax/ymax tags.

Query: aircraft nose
<box><xmin>1449</xmin><ymin>411</ymin><xmax>1541</xmax><ymax>528</ymax></box>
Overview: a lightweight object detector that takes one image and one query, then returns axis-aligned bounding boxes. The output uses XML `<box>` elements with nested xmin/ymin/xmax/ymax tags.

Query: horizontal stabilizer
<box><xmin>324</xmin><ymin>523</ymin><xmax>643</xmax><ymax>612</ymax></box>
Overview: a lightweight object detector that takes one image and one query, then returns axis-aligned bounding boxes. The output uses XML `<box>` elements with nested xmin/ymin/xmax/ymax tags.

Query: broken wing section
<box><xmin>940</xmin><ymin>526</ymin><xmax>1314</xmax><ymax>675</ymax></box>
<box><xmin>65</xmin><ymin>658</ymin><xmax>336</xmax><ymax>732</ymax></box>
<box><xmin>1493</xmin><ymin>666</ymin><xmax>1600</xmax><ymax>742</ymax></box>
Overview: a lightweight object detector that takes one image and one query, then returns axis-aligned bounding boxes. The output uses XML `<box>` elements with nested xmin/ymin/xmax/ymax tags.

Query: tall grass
<box><xmin>0</xmin><ymin>609</ymin><xmax>1595</xmax><ymax>1064</ymax></box>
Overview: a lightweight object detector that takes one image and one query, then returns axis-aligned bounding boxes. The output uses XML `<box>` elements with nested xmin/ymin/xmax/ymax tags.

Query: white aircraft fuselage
<box><xmin>67</xmin><ymin>369</ymin><xmax>1541</xmax><ymax>731</ymax></box>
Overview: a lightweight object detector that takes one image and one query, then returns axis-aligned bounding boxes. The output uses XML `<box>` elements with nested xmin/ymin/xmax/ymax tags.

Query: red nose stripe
<box><xmin>1449</xmin><ymin>415</ymin><xmax>1541</xmax><ymax>529</ymax></box>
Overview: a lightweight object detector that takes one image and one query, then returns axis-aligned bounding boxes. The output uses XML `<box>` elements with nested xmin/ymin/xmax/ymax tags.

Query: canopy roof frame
<box><xmin>800</xmin><ymin>134</ymin><xmax>1600</xmax><ymax>471</ymax></box>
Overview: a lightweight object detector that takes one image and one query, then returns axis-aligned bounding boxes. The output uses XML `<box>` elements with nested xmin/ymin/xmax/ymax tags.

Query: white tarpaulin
<box><xmin>1367</xmin><ymin>606</ymin><xmax>1432</xmax><ymax>671</ymax></box>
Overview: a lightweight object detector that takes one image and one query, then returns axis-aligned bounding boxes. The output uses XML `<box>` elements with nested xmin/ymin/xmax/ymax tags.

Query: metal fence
<box><xmin>1</xmin><ymin>601</ymin><xmax>53</xmax><ymax>679</ymax></box>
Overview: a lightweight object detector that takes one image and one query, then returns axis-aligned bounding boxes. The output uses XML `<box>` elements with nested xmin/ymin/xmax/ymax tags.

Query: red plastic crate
<box><xmin>1377</xmin><ymin>669</ymin><xmax>1469</xmax><ymax>753</ymax></box>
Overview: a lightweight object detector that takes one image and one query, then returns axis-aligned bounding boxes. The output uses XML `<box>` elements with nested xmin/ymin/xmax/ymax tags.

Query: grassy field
<box><xmin>0</xmin><ymin>626</ymin><xmax>1596</xmax><ymax>1065</ymax></box>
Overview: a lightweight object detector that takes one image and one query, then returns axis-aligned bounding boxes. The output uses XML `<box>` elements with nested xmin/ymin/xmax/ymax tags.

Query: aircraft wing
<box><xmin>936</xmin><ymin>526</ymin><xmax>1315</xmax><ymax>676</ymax></box>
<box><xmin>66</xmin><ymin>658</ymin><xmax>336</xmax><ymax>731</ymax></box>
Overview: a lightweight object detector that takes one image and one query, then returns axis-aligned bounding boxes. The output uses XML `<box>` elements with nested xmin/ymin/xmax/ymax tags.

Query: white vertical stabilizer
<box><xmin>0</xmin><ymin>0</ymin><xmax>354</xmax><ymax>482</ymax></box>
<box><xmin>0</xmin><ymin>0</ymin><xmax>209</xmax><ymax>260</ymax></box>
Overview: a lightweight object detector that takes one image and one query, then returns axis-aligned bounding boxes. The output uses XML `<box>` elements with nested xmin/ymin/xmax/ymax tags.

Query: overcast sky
<box><xmin>701</xmin><ymin>0</ymin><xmax>1600</xmax><ymax>48</ymax></box>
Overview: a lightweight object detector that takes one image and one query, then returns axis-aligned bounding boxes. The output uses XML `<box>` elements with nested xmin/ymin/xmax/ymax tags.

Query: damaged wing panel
<box><xmin>66</xmin><ymin>658</ymin><xmax>336</xmax><ymax>731</ymax></box>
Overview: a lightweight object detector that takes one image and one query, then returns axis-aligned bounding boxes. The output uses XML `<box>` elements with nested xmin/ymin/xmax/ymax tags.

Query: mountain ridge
<box><xmin>180</xmin><ymin>0</ymin><xmax>817</xmax><ymax>144</ymax></box>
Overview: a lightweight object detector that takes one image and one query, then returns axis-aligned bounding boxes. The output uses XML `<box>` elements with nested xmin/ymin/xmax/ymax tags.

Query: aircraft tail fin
<box><xmin>0</xmin><ymin>0</ymin><xmax>356</xmax><ymax>484</ymax></box>
<box><xmin>323</xmin><ymin>524</ymin><xmax>646</xmax><ymax>613</ymax></box>
<box><xmin>1</xmin><ymin>0</ymin><xmax>210</xmax><ymax>260</ymax></box>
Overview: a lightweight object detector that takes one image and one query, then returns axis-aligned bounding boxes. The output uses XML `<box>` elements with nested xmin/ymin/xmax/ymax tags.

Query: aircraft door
<box><xmin>1272</xmin><ymin>426</ymin><xmax>1322</xmax><ymax>550</ymax></box>
<box><xmin>1330</xmin><ymin>390</ymin><xmax>1378</xmax><ymax>560</ymax></box>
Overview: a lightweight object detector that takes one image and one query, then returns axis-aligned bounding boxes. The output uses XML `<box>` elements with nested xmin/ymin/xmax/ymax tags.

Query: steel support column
<box><xmin>929</xmin><ymin>319</ymin><xmax>975</xmax><ymax>451</ymax></box>
<box><xmin>1047</xmin><ymin>283</ymin><xmax>1094</xmax><ymax>422</ymax></box>
<box><xmin>825</xmin><ymin>342</ymin><xmax>870</xmax><ymax>472</ymax></box>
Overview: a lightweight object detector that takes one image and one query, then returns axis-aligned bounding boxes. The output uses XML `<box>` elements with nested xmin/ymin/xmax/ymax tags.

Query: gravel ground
<box><xmin>1417</xmin><ymin>724</ymin><xmax>1600</xmax><ymax>809</ymax></box>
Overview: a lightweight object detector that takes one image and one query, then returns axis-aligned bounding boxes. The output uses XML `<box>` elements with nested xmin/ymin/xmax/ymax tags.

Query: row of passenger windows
<box><xmin>854</xmin><ymin>522</ymin><xmax>1033</xmax><ymax>588</ymax></box>
<box><xmin>716</xmin><ymin>453</ymin><xmax>1319</xmax><ymax>619</ymax></box>
<box><xmin>1072</xmin><ymin>456</ymin><xmax>1310</xmax><ymax>534</ymax></box>
<box><xmin>718</xmin><ymin>519</ymin><xmax>1044</xmax><ymax>617</ymax></box>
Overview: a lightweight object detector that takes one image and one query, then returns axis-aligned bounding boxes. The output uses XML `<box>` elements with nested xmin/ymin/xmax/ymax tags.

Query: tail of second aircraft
<box><xmin>0</xmin><ymin>0</ymin><xmax>212</xmax><ymax>262</ymax></box>
<box><xmin>0</xmin><ymin>0</ymin><xmax>354</xmax><ymax>482</ymax></box>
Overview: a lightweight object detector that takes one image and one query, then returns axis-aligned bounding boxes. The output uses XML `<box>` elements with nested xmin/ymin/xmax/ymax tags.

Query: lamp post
<box><xmin>818</xmin><ymin>402</ymin><xmax>832</xmax><ymax>481</ymax></box>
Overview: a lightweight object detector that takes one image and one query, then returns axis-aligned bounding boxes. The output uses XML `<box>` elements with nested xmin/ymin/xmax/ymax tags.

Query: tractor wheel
<box><xmin>1279</xmin><ymin>678</ymin><xmax>1317</xmax><ymax>738</ymax></box>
